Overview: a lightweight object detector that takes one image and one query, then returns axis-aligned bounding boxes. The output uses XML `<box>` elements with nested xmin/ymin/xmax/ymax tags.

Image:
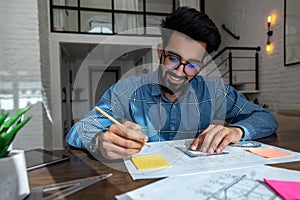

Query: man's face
<box><xmin>157</xmin><ymin>32</ymin><xmax>207</xmax><ymax>95</ymax></box>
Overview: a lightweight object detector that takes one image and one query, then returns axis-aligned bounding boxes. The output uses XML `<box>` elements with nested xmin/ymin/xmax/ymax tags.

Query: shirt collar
<box><xmin>149</xmin><ymin>70</ymin><xmax>161</xmax><ymax>96</ymax></box>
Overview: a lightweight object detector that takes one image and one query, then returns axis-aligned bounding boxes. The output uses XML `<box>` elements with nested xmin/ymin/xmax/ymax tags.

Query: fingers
<box><xmin>200</xmin><ymin>125</ymin><xmax>224</xmax><ymax>153</ymax></box>
<box><xmin>189</xmin><ymin>134</ymin><xmax>205</xmax><ymax>150</ymax></box>
<box><xmin>111</xmin><ymin>122</ymin><xmax>148</xmax><ymax>144</ymax></box>
<box><xmin>189</xmin><ymin>125</ymin><xmax>216</xmax><ymax>150</ymax></box>
<box><xmin>216</xmin><ymin>127</ymin><xmax>243</xmax><ymax>153</ymax></box>
<box><xmin>106</xmin><ymin>127</ymin><xmax>145</xmax><ymax>149</ymax></box>
<box><xmin>215</xmin><ymin>135</ymin><xmax>232</xmax><ymax>153</ymax></box>
<box><xmin>190</xmin><ymin>125</ymin><xmax>243</xmax><ymax>153</ymax></box>
<box><xmin>100</xmin><ymin>135</ymin><xmax>141</xmax><ymax>159</ymax></box>
<box><xmin>99</xmin><ymin>122</ymin><xmax>148</xmax><ymax>160</ymax></box>
<box><xmin>123</xmin><ymin>121</ymin><xmax>142</xmax><ymax>131</ymax></box>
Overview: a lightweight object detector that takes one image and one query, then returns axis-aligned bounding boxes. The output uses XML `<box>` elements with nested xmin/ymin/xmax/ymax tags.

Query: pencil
<box><xmin>95</xmin><ymin>106</ymin><xmax>150</xmax><ymax>147</ymax></box>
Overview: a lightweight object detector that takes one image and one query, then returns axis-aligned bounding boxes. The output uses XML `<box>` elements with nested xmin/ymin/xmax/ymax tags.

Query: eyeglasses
<box><xmin>161</xmin><ymin>50</ymin><xmax>202</xmax><ymax>76</ymax></box>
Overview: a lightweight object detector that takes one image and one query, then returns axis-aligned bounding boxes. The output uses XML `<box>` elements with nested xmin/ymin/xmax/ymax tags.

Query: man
<box><xmin>66</xmin><ymin>7</ymin><xmax>277</xmax><ymax>160</ymax></box>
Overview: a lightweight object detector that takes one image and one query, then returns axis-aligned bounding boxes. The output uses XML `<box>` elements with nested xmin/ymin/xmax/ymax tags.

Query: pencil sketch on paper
<box><xmin>187</xmin><ymin>173</ymin><xmax>278</xmax><ymax>200</ymax></box>
<box><xmin>117</xmin><ymin>165</ymin><xmax>300</xmax><ymax>200</ymax></box>
<box><xmin>124</xmin><ymin>139</ymin><xmax>300</xmax><ymax>180</ymax></box>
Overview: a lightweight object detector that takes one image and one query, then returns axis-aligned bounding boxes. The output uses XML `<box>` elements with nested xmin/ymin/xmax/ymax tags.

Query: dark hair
<box><xmin>160</xmin><ymin>7</ymin><xmax>221</xmax><ymax>54</ymax></box>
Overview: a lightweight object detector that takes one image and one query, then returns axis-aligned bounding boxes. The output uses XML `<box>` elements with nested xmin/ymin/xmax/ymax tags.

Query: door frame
<box><xmin>88</xmin><ymin>66</ymin><xmax>120</xmax><ymax>109</ymax></box>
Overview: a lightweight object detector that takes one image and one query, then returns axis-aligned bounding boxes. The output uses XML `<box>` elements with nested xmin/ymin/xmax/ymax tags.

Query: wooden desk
<box><xmin>28</xmin><ymin>130</ymin><xmax>300</xmax><ymax>199</ymax></box>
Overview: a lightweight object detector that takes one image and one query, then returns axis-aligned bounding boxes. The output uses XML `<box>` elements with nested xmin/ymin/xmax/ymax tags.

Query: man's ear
<box><xmin>157</xmin><ymin>43</ymin><xmax>163</xmax><ymax>60</ymax></box>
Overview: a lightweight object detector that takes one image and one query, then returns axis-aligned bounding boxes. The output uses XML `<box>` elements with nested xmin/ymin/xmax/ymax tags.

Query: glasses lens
<box><xmin>185</xmin><ymin>63</ymin><xmax>201</xmax><ymax>76</ymax></box>
<box><xmin>165</xmin><ymin>55</ymin><xmax>180</xmax><ymax>69</ymax></box>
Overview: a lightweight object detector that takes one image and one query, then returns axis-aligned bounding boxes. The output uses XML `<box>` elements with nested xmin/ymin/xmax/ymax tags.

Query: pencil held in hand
<box><xmin>95</xmin><ymin>106</ymin><xmax>125</xmax><ymax>128</ymax></box>
<box><xmin>95</xmin><ymin>106</ymin><xmax>150</xmax><ymax>147</ymax></box>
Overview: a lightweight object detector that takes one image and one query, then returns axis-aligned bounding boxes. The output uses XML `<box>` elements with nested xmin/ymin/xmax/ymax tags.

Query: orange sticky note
<box><xmin>131</xmin><ymin>154</ymin><xmax>171</xmax><ymax>170</ymax></box>
<box><xmin>247</xmin><ymin>147</ymin><xmax>293</xmax><ymax>159</ymax></box>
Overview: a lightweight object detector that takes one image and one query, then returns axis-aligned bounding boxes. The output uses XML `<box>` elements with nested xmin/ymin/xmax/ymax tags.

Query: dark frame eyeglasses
<box><xmin>161</xmin><ymin>50</ymin><xmax>202</xmax><ymax>76</ymax></box>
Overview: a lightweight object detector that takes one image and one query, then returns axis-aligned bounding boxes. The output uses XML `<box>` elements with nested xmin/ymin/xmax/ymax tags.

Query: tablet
<box><xmin>25</xmin><ymin>148</ymin><xmax>69</xmax><ymax>171</ymax></box>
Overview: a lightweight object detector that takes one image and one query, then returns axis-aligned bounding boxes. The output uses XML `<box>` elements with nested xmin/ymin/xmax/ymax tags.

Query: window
<box><xmin>81</xmin><ymin>11</ymin><xmax>112</xmax><ymax>33</ymax></box>
<box><xmin>50</xmin><ymin>0</ymin><xmax>179</xmax><ymax>35</ymax></box>
<box><xmin>53</xmin><ymin>9</ymin><xmax>78</xmax><ymax>32</ymax></box>
<box><xmin>146</xmin><ymin>0</ymin><xmax>173</xmax><ymax>13</ymax></box>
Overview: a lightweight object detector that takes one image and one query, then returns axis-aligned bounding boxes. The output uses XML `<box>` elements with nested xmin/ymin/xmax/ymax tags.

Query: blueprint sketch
<box><xmin>124</xmin><ymin>139</ymin><xmax>300</xmax><ymax>180</ymax></box>
<box><xmin>116</xmin><ymin>165</ymin><xmax>300</xmax><ymax>200</ymax></box>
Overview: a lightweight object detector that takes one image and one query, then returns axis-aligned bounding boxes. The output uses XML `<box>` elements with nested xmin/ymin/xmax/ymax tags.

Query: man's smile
<box><xmin>167</xmin><ymin>71</ymin><xmax>186</xmax><ymax>84</ymax></box>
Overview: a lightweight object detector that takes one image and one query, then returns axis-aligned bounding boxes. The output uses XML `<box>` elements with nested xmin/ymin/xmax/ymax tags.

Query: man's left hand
<box><xmin>189</xmin><ymin>125</ymin><xmax>244</xmax><ymax>153</ymax></box>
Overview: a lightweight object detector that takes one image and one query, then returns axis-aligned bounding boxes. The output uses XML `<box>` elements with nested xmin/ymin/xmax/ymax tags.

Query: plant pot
<box><xmin>0</xmin><ymin>150</ymin><xmax>30</xmax><ymax>200</ymax></box>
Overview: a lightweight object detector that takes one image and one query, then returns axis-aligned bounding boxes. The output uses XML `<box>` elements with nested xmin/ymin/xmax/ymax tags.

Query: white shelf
<box><xmin>240</xmin><ymin>90</ymin><xmax>260</xmax><ymax>94</ymax></box>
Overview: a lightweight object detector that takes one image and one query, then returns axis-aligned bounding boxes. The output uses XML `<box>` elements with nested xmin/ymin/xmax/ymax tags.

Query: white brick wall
<box><xmin>38</xmin><ymin>0</ymin><xmax>52</xmax><ymax>149</ymax></box>
<box><xmin>0</xmin><ymin>0</ymin><xmax>50</xmax><ymax>150</ymax></box>
<box><xmin>206</xmin><ymin>0</ymin><xmax>300</xmax><ymax>111</ymax></box>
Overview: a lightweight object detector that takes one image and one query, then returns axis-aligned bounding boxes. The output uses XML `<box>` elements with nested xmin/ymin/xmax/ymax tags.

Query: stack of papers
<box><xmin>124</xmin><ymin>139</ymin><xmax>300</xmax><ymax>180</ymax></box>
<box><xmin>116</xmin><ymin>140</ymin><xmax>300</xmax><ymax>199</ymax></box>
<box><xmin>116</xmin><ymin>166</ymin><xmax>300</xmax><ymax>200</ymax></box>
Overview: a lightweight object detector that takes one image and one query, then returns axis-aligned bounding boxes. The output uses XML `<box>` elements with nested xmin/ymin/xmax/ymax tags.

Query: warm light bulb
<box><xmin>266</xmin><ymin>43</ymin><xmax>272</xmax><ymax>52</ymax></box>
<box><xmin>267</xmin><ymin>16</ymin><xmax>272</xmax><ymax>24</ymax></box>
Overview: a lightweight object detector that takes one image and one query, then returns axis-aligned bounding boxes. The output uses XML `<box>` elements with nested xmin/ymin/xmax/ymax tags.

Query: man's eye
<box><xmin>169</xmin><ymin>56</ymin><xmax>179</xmax><ymax>62</ymax></box>
<box><xmin>188</xmin><ymin>63</ymin><xmax>197</xmax><ymax>69</ymax></box>
<box><xmin>187</xmin><ymin>63</ymin><xmax>201</xmax><ymax>70</ymax></box>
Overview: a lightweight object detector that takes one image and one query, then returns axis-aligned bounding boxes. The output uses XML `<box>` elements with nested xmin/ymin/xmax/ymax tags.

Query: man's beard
<box><xmin>158</xmin><ymin>65</ymin><xmax>189</xmax><ymax>95</ymax></box>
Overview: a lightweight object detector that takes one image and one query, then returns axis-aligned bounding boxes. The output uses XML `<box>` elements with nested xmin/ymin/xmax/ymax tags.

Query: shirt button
<box><xmin>171</xmin><ymin>127</ymin><xmax>175</xmax><ymax>131</ymax></box>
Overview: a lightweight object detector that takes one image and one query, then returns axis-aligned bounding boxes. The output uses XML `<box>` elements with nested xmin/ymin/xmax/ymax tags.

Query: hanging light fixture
<box><xmin>266</xmin><ymin>15</ymin><xmax>273</xmax><ymax>52</ymax></box>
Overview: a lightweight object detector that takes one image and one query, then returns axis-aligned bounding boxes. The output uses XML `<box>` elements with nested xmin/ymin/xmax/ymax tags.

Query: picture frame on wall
<box><xmin>284</xmin><ymin>0</ymin><xmax>300</xmax><ymax>66</ymax></box>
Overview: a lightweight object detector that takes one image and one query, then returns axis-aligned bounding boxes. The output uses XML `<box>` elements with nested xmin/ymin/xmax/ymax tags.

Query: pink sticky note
<box><xmin>264</xmin><ymin>178</ymin><xmax>300</xmax><ymax>200</ymax></box>
<box><xmin>247</xmin><ymin>147</ymin><xmax>293</xmax><ymax>159</ymax></box>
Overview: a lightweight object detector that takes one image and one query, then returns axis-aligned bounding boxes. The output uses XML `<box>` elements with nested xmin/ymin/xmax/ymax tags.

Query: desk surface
<box><xmin>27</xmin><ymin>130</ymin><xmax>300</xmax><ymax>199</ymax></box>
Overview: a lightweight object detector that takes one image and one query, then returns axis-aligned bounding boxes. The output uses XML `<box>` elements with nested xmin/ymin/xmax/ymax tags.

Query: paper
<box><xmin>264</xmin><ymin>178</ymin><xmax>300</xmax><ymax>200</ymax></box>
<box><xmin>124</xmin><ymin>139</ymin><xmax>300</xmax><ymax>180</ymax></box>
<box><xmin>116</xmin><ymin>166</ymin><xmax>300</xmax><ymax>200</ymax></box>
<box><xmin>247</xmin><ymin>147</ymin><xmax>293</xmax><ymax>158</ymax></box>
<box><xmin>131</xmin><ymin>154</ymin><xmax>171</xmax><ymax>170</ymax></box>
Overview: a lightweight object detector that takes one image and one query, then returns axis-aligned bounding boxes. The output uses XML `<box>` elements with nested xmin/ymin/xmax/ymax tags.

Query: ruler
<box><xmin>28</xmin><ymin>173</ymin><xmax>112</xmax><ymax>200</ymax></box>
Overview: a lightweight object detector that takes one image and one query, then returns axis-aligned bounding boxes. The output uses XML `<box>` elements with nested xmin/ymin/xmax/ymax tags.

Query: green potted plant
<box><xmin>0</xmin><ymin>105</ymin><xmax>32</xmax><ymax>200</ymax></box>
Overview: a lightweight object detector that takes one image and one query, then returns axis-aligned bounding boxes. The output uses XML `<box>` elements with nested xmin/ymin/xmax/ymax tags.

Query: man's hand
<box><xmin>189</xmin><ymin>125</ymin><xmax>243</xmax><ymax>153</ymax></box>
<box><xmin>99</xmin><ymin>121</ymin><xmax>148</xmax><ymax>160</ymax></box>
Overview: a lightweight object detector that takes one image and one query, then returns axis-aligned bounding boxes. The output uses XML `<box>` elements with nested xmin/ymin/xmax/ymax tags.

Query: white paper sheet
<box><xmin>116</xmin><ymin>165</ymin><xmax>300</xmax><ymax>200</ymax></box>
<box><xmin>124</xmin><ymin>139</ymin><xmax>300</xmax><ymax>180</ymax></box>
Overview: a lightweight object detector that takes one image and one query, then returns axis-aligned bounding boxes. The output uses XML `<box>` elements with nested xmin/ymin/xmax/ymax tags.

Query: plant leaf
<box><xmin>0</xmin><ymin>105</ymin><xmax>31</xmax><ymax>133</ymax></box>
<box><xmin>0</xmin><ymin>131</ymin><xmax>6</xmax><ymax>150</ymax></box>
<box><xmin>3</xmin><ymin>116</ymin><xmax>31</xmax><ymax>147</ymax></box>
<box><xmin>0</xmin><ymin>113</ymin><xmax>8</xmax><ymax>127</ymax></box>
<box><xmin>0</xmin><ymin>145</ymin><xmax>9</xmax><ymax>158</ymax></box>
<box><xmin>0</xmin><ymin>116</ymin><xmax>31</xmax><ymax>158</ymax></box>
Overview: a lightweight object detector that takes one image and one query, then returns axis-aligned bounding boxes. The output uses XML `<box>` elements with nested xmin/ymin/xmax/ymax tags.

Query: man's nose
<box><xmin>175</xmin><ymin>63</ymin><xmax>186</xmax><ymax>76</ymax></box>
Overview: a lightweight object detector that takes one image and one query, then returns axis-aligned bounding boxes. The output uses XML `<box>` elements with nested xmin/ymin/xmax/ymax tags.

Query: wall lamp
<box><xmin>266</xmin><ymin>15</ymin><xmax>273</xmax><ymax>52</ymax></box>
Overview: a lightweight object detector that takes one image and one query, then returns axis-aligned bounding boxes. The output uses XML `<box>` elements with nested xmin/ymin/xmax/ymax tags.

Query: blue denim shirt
<box><xmin>66</xmin><ymin>70</ymin><xmax>278</xmax><ymax>149</ymax></box>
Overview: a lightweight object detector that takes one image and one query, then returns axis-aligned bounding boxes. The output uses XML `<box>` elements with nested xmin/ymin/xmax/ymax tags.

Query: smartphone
<box><xmin>25</xmin><ymin>148</ymin><xmax>70</xmax><ymax>171</ymax></box>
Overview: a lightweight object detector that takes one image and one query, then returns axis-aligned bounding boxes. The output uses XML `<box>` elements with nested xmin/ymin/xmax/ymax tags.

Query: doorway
<box><xmin>89</xmin><ymin>67</ymin><xmax>120</xmax><ymax>108</ymax></box>
<box><xmin>60</xmin><ymin>43</ymin><xmax>152</xmax><ymax>137</ymax></box>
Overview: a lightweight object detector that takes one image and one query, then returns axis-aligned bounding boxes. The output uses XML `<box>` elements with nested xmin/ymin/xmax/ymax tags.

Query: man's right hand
<box><xmin>99</xmin><ymin>121</ymin><xmax>148</xmax><ymax>160</ymax></box>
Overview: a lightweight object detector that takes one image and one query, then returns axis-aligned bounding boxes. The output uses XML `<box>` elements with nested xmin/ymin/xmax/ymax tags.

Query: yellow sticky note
<box><xmin>247</xmin><ymin>147</ymin><xmax>293</xmax><ymax>159</ymax></box>
<box><xmin>131</xmin><ymin>154</ymin><xmax>171</xmax><ymax>170</ymax></box>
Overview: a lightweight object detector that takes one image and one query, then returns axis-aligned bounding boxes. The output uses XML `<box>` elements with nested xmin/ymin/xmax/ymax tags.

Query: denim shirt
<box><xmin>66</xmin><ymin>70</ymin><xmax>278</xmax><ymax>149</ymax></box>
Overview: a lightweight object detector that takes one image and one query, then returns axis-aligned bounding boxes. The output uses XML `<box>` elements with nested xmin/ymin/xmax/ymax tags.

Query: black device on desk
<box><xmin>25</xmin><ymin>148</ymin><xmax>69</xmax><ymax>171</ymax></box>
